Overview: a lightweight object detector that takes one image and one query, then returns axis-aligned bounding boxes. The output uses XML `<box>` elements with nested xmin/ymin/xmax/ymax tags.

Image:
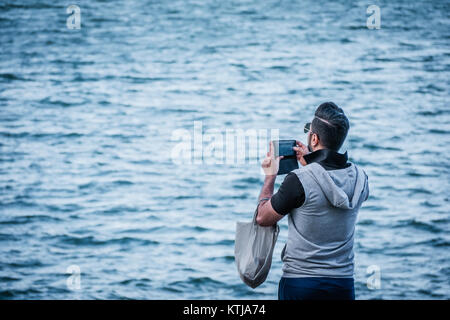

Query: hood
<box><xmin>308</xmin><ymin>162</ymin><xmax>369</xmax><ymax>210</ymax></box>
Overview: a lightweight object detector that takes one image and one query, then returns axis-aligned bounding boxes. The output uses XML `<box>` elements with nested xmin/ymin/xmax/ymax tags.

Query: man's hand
<box><xmin>293</xmin><ymin>140</ymin><xmax>310</xmax><ymax>166</ymax></box>
<box><xmin>261</xmin><ymin>141</ymin><xmax>284</xmax><ymax>176</ymax></box>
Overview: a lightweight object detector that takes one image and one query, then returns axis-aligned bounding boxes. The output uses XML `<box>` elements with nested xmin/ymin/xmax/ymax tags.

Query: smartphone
<box><xmin>272</xmin><ymin>140</ymin><xmax>299</xmax><ymax>175</ymax></box>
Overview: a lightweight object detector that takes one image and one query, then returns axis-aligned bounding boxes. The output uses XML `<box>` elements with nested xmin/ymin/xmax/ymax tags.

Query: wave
<box><xmin>169</xmin><ymin>276</ymin><xmax>226</xmax><ymax>289</ymax></box>
<box><xmin>42</xmin><ymin>235</ymin><xmax>160</xmax><ymax>247</ymax></box>
<box><xmin>0</xmin><ymin>215</ymin><xmax>62</xmax><ymax>225</ymax></box>
<box><xmin>395</xmin><ymin>219</ymin><xmax>444</xmax><ymax>234</ymax></box>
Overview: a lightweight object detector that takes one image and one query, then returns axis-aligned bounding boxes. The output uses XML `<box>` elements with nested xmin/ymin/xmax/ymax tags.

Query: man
<box><xmin>257</xmin><ymin>102</ymin><xmax>369</xmax><ymax>300</ymax></box>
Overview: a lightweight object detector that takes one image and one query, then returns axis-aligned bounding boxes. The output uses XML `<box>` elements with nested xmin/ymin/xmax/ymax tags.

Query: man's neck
<box><xmin>303</xmin><ymin>148</ymin><xmax>350</xmax><ymax>170</ymax></box>
<box><xmin>311</xmin><ymin>145</ymin><xmax>325</xmax><ymax>152</ymax></box>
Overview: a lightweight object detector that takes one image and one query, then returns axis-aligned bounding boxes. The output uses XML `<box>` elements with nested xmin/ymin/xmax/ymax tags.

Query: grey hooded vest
<box><xmin>281</xmin><ymin>162</ymin><xmax>369</xmax><ymax>278</ymax></box>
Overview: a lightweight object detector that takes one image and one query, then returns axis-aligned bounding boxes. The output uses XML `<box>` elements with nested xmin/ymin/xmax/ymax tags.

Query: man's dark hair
<box><xmin>311</xmin><ymin>102</ymin><xmax>349</xmax><ymax>151</ymax></box>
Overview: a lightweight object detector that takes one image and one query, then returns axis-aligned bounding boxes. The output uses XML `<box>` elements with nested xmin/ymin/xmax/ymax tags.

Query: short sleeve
<box><xmin>270</xmin><ymin>172</ymin><xmax>306</xmax><ymax>215</ymax></box>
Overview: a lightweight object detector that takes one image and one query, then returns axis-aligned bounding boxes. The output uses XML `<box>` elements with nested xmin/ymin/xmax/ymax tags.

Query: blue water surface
<box><xmin>0</xmin><ymin>0</ymin><xmax>449</xmax><ymax>299</ymax></box>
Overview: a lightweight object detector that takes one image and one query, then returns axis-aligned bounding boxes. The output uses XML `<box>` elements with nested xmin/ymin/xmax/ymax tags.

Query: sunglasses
<box><xmin>304</xmin><ymin>122</ymin><xmax>312</xmax><ymax>134</ymax></box>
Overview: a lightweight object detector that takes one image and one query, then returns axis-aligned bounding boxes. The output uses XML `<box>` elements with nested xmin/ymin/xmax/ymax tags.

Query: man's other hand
<box><xmin>261</xmin><ymin>141</ymin><xmax>284</xmax><ymax>176</ymax></box>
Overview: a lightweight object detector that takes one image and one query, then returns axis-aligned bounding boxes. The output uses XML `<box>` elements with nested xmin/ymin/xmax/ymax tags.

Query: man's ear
<box><xmin>311</xmin><ymin>133</ymin><xmax>319</xmax><ymax>148</ymax></box>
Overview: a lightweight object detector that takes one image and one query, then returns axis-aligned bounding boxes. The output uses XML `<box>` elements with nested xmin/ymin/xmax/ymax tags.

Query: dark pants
<box><xmin>278</xmin><ymin>277</ymin><xmax>355</xmax><ymax>300</ymax></box>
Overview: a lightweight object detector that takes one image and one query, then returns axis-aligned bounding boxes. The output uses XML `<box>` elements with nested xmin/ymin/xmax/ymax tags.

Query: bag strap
<box><xmin>252</xmin><ymin>197</ymin><xmax>271</xmax><ymax>223</ymax></box>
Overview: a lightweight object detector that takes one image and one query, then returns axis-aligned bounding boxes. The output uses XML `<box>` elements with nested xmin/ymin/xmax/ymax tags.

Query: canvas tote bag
<box><xmin>234</xmin><ymin>201</ymin><xmax>280</xmax><ymax>288</ymax></box>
